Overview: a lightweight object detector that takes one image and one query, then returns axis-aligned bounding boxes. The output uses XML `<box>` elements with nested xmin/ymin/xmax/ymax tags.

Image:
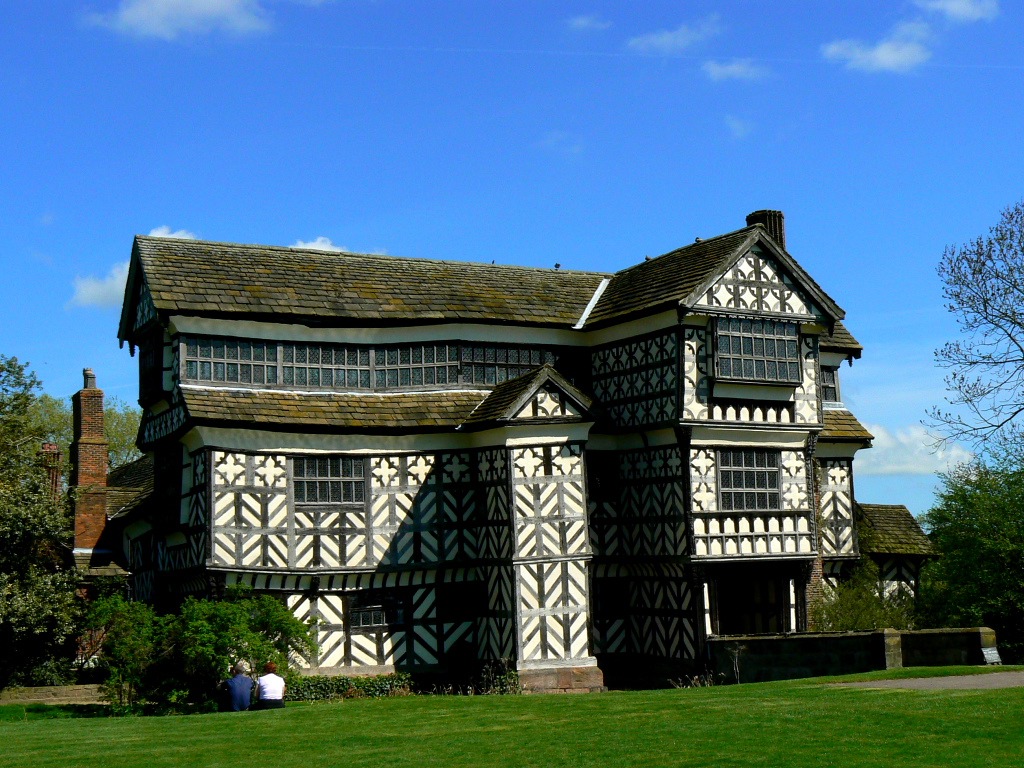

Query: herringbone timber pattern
<box><xmin>819</xmin><ymin>459</ymin><xmax>856</xmax><ymax>556</ymax></box>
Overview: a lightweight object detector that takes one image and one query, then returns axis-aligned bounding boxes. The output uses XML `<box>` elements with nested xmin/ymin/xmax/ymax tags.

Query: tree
<box><xmin>88</xmin><ymin>589</ymin><xmax>315</xmax><ymax>712</ymax></box>
<box><xmin>0</xmin><ymin>356</ymin><xmax>82</xmax><ymax>688</ymax></box>
<box><xmin>28</xmin><ymin>393</ymin><xmax>142</xmax><ymax>472</ymax></box>
<box><xmin>809</xmin><ymin>559</ymin><xmax>916</xmax><ymax>633</ymax></box>
<box><xmin>930</xmin><ymin>200</ymin><xmax>1024</xmax><ymax>455</ymax></box>
<box><xmin>920</xmin><ymin>461</ymin><xmax>1024</xmax><ymax>662</ymax></box>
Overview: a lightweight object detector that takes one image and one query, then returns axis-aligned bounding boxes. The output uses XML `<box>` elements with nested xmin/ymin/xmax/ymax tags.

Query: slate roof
<box><xmin>121</xmin><ymin>223</ymin><xmax>847</xmax><ymax>341</ymax></box>
<box><xmin>586</xmin><ymin>228</ymin><xmax>756</xmax><ymax>325</ymax></box>
<box><xmin>820</xmin><ymin>409</ymin><xmax>874</xmax><ymax>443</ymax></box>
<box><xmin>125</xmin><ymin>236</ymin><xmax>608</xmax><ymax>334</ymax></box>
<box><xmin>857</xmin><ymin>503</ymin><xmax>934</xmax><ymax>556</ymax></box>
<box><xmin>179</xmin><ymin>386</ymin><xmax>488</xmax><ymax>431</ymax></box>
<box><xmin>462</xmin><ymin>365</ymin><xmax>593</xmax><ymax>427</ymax></box>
<box><xmin>106</xmin><ymin>454</ymin><xmax>154</xmax><ymax>519</ymax></box>
<box><xmin>819</xmin><ymin>320</ymin><xmax>863</xmax><ymax>359</ymax></box>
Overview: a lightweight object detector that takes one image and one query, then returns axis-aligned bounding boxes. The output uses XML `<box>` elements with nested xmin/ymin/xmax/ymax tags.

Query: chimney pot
<box><xmin>746</xmin><ymin>209</ymin><xmax>786</xmax><ymax>250</ymax></box>
<box><xmin>83</xmin><ymin>368</ymin><xmax>97</xmax><ymax>389</ymax></box>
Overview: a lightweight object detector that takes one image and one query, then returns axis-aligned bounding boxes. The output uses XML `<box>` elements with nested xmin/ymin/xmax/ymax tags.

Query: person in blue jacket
<box><xmin>223</xmin><ymin>662</ymin><xmax>253</xmax><ymax>711</ymax></box>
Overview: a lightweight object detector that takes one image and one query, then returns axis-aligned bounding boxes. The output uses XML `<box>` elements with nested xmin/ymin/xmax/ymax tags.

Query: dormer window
<box><xmin>715</xmin><ymin>317</ymin><xmax>801</xmax><ymax>384</ymax></box>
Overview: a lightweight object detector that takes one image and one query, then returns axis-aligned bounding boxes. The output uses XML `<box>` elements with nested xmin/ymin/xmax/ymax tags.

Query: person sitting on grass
<box><xmin>223</xmin><ymin>662</ymin><xmax>253</xmax><ymax>712</ymax></box>
<box><xmin>254</xmin><ymin>662</ymin><xmax>286</xmax><ymax>710</ymax></box>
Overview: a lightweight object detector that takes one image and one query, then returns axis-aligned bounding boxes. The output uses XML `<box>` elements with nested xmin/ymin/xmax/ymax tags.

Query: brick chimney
<box><xmin>746</xmin><ymin>209</ymin><xmax>786</xmax><ymax>250</ymax></box>
<box><xmin>71</xmin><ymin>368</ymin><xmax>109</xmax><ymax>563</ymax></box>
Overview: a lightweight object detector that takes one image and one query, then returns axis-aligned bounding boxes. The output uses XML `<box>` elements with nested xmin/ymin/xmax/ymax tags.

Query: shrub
<box><xmin>286</xmin><ymin>672</ymin><xmax>412</xmax><ymax>702</ymax></box>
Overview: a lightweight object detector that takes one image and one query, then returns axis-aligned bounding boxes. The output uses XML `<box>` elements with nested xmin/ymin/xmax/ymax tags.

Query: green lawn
<box><xmin>2</xmin><ymin>670</ymin><xmax>1022</xmax><ymax>768</ymax></box>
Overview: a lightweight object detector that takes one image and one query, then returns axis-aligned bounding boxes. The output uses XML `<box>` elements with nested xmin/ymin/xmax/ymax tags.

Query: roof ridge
<box><xmin>135</xmin><ymin>235</ymin><xmax>612</xmax><ymax>277</ymax></box>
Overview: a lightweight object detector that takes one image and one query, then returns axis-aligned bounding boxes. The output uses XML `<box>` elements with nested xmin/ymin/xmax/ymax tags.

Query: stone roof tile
<box><xmin>857</xmin><ymin>503</ymin><xmax>934</xmax><ymax>556</ymax></box>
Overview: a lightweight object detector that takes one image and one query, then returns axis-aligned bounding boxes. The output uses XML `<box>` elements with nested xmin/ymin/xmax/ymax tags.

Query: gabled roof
<box><xmin>585</xmin><ymin>224</ymin><xmax>845</xmax><ymax>328</ymax></box>
<box><xmin>119</xmin><ymin>236</ymin><xmax>608</xmax><ymax>341</ymax></box>
<box><xmin>118</xmin><ymin>220</ymin><xmax>847</xmax><ymax>342</ymax></box>
<box><xmin>857</xmin><ymin>503</ymin><xmax>933</xmax><ymax>557</ymax></box>
<box><xmin>821</xmin><ymin>409</ymin><xmax>874</xmax><ymax>443</ymax></box>
<box><xmin>461</xmin><ymin>365</ymin><xmax>593</xmax><ymax>429</ymax></box>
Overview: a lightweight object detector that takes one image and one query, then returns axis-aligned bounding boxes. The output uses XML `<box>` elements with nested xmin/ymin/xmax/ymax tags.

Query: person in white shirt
<box><xmin>254</xmin><ymin>661</ymin><xmax>286</xmax><ymax>709</ymax></box>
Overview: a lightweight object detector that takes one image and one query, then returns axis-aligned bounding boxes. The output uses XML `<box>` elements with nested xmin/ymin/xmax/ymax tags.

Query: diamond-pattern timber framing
<box><xmin>819</xmin><ymin>459</ymin><xmax>857</xmax><ymax>557</ymax></box>
<box><xmin>691</xmin><ymin>448</ymin><xmax>815</xmax><ymax>558</ymax></box>
<box><xmin>695</xmin><ymin>249</ymin><xmax>819</xmax><ymax>316</ymax></box>
<box><xmin>591</xmin><ymin>329</ymin><xmax>678</xmax><ymax>428</ymax></box>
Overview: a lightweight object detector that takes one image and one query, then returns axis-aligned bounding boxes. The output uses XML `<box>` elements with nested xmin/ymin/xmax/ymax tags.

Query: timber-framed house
<box><xmin>100</xmin><ymin>209</ymin><xmax>930</xmax><ymax>691</ymax></box>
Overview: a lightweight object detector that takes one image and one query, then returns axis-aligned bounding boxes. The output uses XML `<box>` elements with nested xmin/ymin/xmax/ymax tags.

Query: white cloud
<box><xmin>88</xmin><ymin>0</ymin><xmax>271</xmax><ymax>40</ymax></box>
<box><xmin>567</xmin><ymin>15</ymin><xmax>611</xmax><ymax>32</ymax></box>
<box><xmin>627</xmin><ymin>15</ymin><xmax>720</xmax><ymax>55</ymax></box>
<box><xmin>724</xmin><ymin>115</ymin><xmax>753</xmax><ymax>139</ymax></box>
<box><xmin>856</xmin><ymin>423</ymin><xmax>973</xmax><ymax>476</ymax></box>
<box><xmin>822</xmin><ymin>21</ymin><xmax>932</xmax><ymax>73</ymax></box>
<box><xmin>149</xmin><ymin>225</ymin><xmax>196</xmax><ymax>238</ymax></box>
<box><xmin>69</xmin><ymin>261</ymin><xmax>131</xmax><ymax>308</ymax></box>
<box><xmin>291</xmin><ymin>236</ymin><xmax>345</xmax><ymax>251</ymax></box>
<box><xmin>914</xmin><ymin>0</ymin><xmax>998</xmax><ymax>22</ymax></box>
<box><xmin>702</xmin><ymin>58</ymin><xmax>768</xmax><ymax>81</ymax></box>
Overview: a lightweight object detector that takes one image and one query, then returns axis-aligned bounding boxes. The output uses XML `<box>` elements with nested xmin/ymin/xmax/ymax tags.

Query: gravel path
<box><xmin>837</xmin><ymin>671</ymin><xmax>1024</xmax><ymax>690</ymax></box>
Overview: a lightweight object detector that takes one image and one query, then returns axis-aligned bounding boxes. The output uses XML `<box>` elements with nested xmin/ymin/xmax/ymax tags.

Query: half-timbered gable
<box><xmin>101</xmin><ymin>209</ymin><xmax>922</xmax><ymax>691</ymax></box>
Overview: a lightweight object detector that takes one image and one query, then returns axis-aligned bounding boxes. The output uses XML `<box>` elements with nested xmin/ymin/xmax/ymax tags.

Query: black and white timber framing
<box><xmin>111</xmin><ymin>211</ymin><xmax>930</xmax><ymax>690</ymax></box>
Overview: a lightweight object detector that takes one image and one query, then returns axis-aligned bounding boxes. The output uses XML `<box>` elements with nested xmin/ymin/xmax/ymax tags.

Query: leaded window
<box><xmin>293</xmin><ymin>457</ymin><xmax>365</xmax><ymax>504</ymax></box>
<box><xmin>461</xmin><ymin>344</ymin><xmax>556</xmax><ymax>385</ymax></box>
<box><xmin>282</xmin><ymin>343</ymin><xmax>371</xmax><ymax>389</ymax></box>
<box><xmin>373</xmin><ymin>344</ymin><xmax>460</xmax><ymax>388</ymax></box>
<box><xmin>820</xmin><ymin>366</ymin><xmax>840</xmax><ymax>402</ymax></box>
<box><xmin>185</xmin><ymin>338</ymin><xmax>278</xmax><ymax>384</ymax></box>
<box><xmin>350</xmin><ymin>606</ymin><xmax>397</xmax><ymax>629</ymax></box>
<box><xmin>181</xmin><ymin>336</ymin><xmax>562</xmax><ymax>391</ymax></box>
<box><xmin>718</xmin><ymin>449</ymin><xmax>780</xmax><ymax>511</ymax></box>
<box><xmin>715</xmin><ymin>318</ymin><xmax>801</xmax><ymax>384</ymax></box>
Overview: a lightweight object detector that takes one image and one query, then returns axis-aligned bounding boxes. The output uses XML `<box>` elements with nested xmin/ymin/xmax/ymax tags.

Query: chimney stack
<box><xmin>746</xmin><ymin>209</ymin><xmax>786</xmax><ymax>250</ymax></box>
<box><xmin>39</xmin><ymin>442</ymin><xmax>62</xmax><ymax>501</ymax></box>
<box><xmin>71</xmin><ymin>368</ymin><xmax>109</xmax><ymax>563</ymax></box>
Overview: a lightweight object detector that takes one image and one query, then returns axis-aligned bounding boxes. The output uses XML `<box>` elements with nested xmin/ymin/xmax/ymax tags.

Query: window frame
<box><xmin>717</xmin><ymin>448</ymin><xmax>782</xmax><ymax>512</ymax></box>
<box><xmin>820</xmin><ymin>365</ymin><xmax>840</xmax><ymax>403</ymax></box>
<box><xmin>713</xmin><ymin>316</ymin><xmax>802</xmax><ymax>386</ymax></box>
<box><xmin>292</xmin><ymin>456</ymin><xmax>367</xmax><ymax>505</ymax></box>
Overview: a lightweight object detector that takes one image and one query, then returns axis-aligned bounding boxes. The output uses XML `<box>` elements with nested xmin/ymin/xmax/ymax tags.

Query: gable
<box><xmin>512</xmin><ymin>386</ymin><xmax>583</xmax><ymax>420</ymax></box>
<box><xmin>693</xmin><ymin>247</ymin><xmax>821</xmax><ymax>318</ymax></box>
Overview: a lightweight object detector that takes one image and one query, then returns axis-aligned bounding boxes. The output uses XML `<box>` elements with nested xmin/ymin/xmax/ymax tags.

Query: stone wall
<box><xmin>707</xmin><ymin>627</ymin><xmax>996</xmax><ymax>683</ymax></box>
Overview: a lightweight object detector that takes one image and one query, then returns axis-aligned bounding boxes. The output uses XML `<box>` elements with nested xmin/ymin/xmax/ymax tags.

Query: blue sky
<box><xmin>2</xmin><ymin>0</ymin><xmax>1020</xmax><ymax>514</ymax></box>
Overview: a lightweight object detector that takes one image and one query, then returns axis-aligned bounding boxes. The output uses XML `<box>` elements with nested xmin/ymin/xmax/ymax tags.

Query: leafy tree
<box><xmin>920</xmin><ymin>461</ymin><xmax>1024</xmax><ymax>662</ymax></box>
<box><xmin>930</xmin><ymin>200</ymin><xmax>1024</xmax><ymax>455</ymax></box>
<box><xmin>28</xmin><ymin>393</ymin><xmax>142</xmax><ymax>472</ymax></box>
<box><xmin>88</xmin><ymin>589</ymin><xmax>315</xmax><ymax>711</ymax></box>
<box><xmin>86</xmin><ymin>595</ymin><xmax>161</xmax><ymax>709</ymax></box>
<box><xmin>0</xmin><ymin>356</ymin><xmax>82</xmax><ymax>688</ymax></box>
<box><xmin>809</xmin><ymin>559</ymin><xmax>916</xmax><ymax>632</ymax></box>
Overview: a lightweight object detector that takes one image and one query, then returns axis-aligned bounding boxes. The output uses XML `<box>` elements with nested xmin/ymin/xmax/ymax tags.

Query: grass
<box><xmin>2</xmin><ymin>668</ymin><xmax>1022</xmax><ymax>768</ymax></box>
